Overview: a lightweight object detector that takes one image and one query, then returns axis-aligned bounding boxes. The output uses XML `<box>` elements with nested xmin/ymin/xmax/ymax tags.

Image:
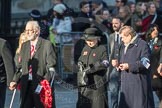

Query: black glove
<box><xmin>85</xmin><ymin>60</ymin><xmax>109</xmax><ymax>74</ymax></box>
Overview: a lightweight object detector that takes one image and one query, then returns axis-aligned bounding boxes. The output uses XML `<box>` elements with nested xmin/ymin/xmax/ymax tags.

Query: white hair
<box><xmin>26</xmin><ymin>21</ymin><xmax>40</xmax><ymax>30</ymax></box>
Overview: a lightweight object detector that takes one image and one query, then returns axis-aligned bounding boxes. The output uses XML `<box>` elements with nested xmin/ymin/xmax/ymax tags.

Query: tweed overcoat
<box><xmin>13</xmin><ymin>37</ymin><xmax>56</xmax><ymax>108</ymax></box>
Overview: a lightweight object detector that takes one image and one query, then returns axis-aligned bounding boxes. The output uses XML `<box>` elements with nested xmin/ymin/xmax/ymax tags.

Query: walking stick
<box><xmin>49</xmin><ymin>68</ymin><xmax>56</xmax><ymax>87</ymax></box>
<box><xmin>9</xmin><ymin>89</ymin><xmax>17</xmax><ymax>108</ymax></box>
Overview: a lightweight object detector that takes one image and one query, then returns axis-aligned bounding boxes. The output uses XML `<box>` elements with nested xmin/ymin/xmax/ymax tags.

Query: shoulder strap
<box><xmin>151</xmin><ymin>13</ymin><xmax>157</xmax><ymax>24</ymax></box>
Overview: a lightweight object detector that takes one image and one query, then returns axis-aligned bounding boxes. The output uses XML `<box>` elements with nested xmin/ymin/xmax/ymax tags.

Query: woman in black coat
<box><xmin>146</xmin><ymin>24</ymin><xmax>162</xmax><ymax>107</ymax></box>
<box><xmin>77</xmin><ymin>28</ymin><xmax>109</xmax><ymax>108</ymax></box>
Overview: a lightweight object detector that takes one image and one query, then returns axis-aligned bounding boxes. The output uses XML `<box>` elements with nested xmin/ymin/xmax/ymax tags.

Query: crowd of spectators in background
<box><xmin>14</xmin><ymin>0</ymin><xmax>162</xmax><ymax>108</ymax></box>
<box><xmin>25</xmin><ymin>0</ymin><xmax>162</xmax><ymax>44</ymax></box>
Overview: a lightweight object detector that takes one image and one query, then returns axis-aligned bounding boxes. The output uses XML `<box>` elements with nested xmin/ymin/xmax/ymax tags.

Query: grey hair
<box><xmin>119</xmin><ymin>26</ymin><xmax>136</xmax><ymax>37</ymax></box>
<box><xmin>26</xmin><ymin>20</ymin><xmax>40</xmax><ymax>30</ymax></box>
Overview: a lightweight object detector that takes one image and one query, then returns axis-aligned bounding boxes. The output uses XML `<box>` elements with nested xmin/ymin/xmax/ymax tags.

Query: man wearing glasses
<box><xmin>9</xmin><ymin>21</ymin><xmax>57</xmax><ymax>108</ymax></box>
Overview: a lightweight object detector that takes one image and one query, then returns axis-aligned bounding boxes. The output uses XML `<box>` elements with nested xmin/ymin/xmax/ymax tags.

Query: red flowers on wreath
<box><xmin>154</xmin><ymin>45</ymin><xmax>159</xmax><ymax>50</ymax></box>
<box><xmin>40</xmin><ymin>79</ymin><xmax>53</xmax><ymax>108</ymax></box>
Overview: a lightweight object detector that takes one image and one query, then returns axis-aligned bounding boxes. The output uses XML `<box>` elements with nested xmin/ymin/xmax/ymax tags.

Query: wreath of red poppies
<box><xmin>40</xmin><ymin>80</ymin><xmax>53</xmax><ymax>108</ymax></box>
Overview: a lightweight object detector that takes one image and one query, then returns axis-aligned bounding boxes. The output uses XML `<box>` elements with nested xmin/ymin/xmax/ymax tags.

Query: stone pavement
<box><xmin>5</xmin><ymin>84</ymin><xmax>160</xmax><ymax>108</ymax></box>
<box><xmin>5</xmin><ymin>84</ymin><xmax>78</xmax><ymax>108</ymax></box>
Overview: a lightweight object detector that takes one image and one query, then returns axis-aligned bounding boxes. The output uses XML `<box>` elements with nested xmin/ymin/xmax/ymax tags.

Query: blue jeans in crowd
<box><xmin>108</xmin><ymin>68</ymin><xmax>120</xmax><ymax>108</ymax></box>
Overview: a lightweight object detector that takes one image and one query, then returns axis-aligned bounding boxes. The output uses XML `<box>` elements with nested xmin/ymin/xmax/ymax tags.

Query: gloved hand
<box><xmin>78</xmin><ymin>61</ymin><xmax>83</xmax><ymax>67</ymax></box>
<box><xmin>77</xmin><ymin>64</ymin><xmax>89</xmax><ymax>86</ymax></box>
<box><xmin>78</xmin><ymin>61</ymin><xmax>84</xmax><ymax>73</ymax></box>
<box><xmin>85</xmin><ymin>60</ymin><xmax>109</xmax><ymax>74</ymax></box>
<box><xmin>77</xmin><ymin>61</ymin><xmax>89</xmax><ymax>86</ymax></box>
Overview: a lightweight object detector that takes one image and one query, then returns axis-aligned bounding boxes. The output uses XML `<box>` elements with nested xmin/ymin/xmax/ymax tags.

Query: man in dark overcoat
<box><xmin>0</xmin><ymin>38</ymin><xmax>15</xmax><ymax>108</ymax></box>
<box><xmin>9</xmin><ymin>21</ymin><xmax>57</xmax><ymax>108</ymax></box>
<box><xmin>74</xmin><ymin>1</ymin><xmax>95</xmax><ymax>32</ymax></box>
<box><xmin>108</xmin><ymin>16</ymin><xmax>123</xmax><ymax>108</ymax></box>
<box><xmin>112</xmin><ymin>26</ymin><xmax>154</xmax><ymax>108</ymax></box>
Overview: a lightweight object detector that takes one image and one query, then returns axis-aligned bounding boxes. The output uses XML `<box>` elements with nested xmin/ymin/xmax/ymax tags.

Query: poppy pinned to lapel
<box><xmin>83</xmin><ymin>51</ymin><xmax>88</xmax><ymax>56</ymax></box>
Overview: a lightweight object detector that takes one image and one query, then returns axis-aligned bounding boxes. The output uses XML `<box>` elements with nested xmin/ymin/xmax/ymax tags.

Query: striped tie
<box><xmin>30</xmin><ymin>45</ymin><xmax>35</xmax><ymax>58</ymax></box>
<box><xmin>29</xmin><ymin>65</ymin><xmax>32</xmax><ymax>80</ymax></box>
<box><xmin>29</xmin><ymin>45</ymin><xmax>35</xmax><ymax>80</ymax></box>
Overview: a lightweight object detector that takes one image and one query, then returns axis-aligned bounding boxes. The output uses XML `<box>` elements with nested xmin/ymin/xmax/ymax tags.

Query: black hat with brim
<box><xmin>81</xmin><ymin>28</ymin><xmax>101</xmax><ymax>40</ymax></box>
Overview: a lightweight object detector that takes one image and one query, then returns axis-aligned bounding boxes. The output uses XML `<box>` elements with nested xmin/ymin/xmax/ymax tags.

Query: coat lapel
<box><xmin>33</xmin><ymin>37</ymin><xmax>42</xmax><ymax>57</ymax></box>
<box><xmin>26</xmin><ymin>41</ymin><xmax>31</xmax><ymax>60</ymax></box>
<box><xmin>110</xmin><ymin>33</ymin><xmax>115</xmax><ymax>54</ymax></box>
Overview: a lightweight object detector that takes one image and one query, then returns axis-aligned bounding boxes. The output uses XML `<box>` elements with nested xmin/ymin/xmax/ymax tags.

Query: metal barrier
<box><xmin>56</xmin><ymin>32</ymin><xmax>83</xmax><ymax>79</ymax></box>
<box><xmin>55</xmin><ymin>32</ymin><xmax>110</xmax><ymax>79</ymax></box>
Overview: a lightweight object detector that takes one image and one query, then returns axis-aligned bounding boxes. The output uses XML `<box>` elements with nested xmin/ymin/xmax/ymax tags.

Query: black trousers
<box><xmin>0</xmin><ymin>83</ymin><xmax>6</xmax><ymax>108</ymax></box>
<box><xmin>21</xmin><ymin>81</ymin><xmax>44</xmax><ymax>108</ymax></box>
<box><xmin>152</xmin><ymin>78</ymin><xmax>162</xmax><ymax>100</ymax></box>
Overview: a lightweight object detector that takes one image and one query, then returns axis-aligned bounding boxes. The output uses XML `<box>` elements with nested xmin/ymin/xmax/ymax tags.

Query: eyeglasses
<box><xmin>24</xmin><ymin>29</ymin><xmax>35</xmax><ymax>33</ymax></box>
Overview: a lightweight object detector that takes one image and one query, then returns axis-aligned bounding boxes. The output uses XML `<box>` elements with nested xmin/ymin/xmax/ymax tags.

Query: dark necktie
<box><xmin>116</xmin><ymin>34</ymin><xmax>120</xmax><ymax>44</ymax></box>
<box><xmin>114</xmin><ymin>34</ymin><xmax>120</xmax><ymax>59</ymax></box>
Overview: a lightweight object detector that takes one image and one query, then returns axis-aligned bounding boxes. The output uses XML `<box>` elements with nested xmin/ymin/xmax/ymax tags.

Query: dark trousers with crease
<box><xmin>108</xmin><ymin>68</ymin><xmax>120</xmax><ymax>108</ymax></box>
<box><xmin>152</xmin><ymin>78</ymin><xmax>162</xmax><ymax>102</ymax></box>
<box><xmin>0</xmin><ymin>82</ymin><xmax>6</xmax><ymax>108</ymax></box>
<box><xmin>20</xmin><ymin>81</ymin><xmax>44</xmax><ymax>108</ymax></box>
